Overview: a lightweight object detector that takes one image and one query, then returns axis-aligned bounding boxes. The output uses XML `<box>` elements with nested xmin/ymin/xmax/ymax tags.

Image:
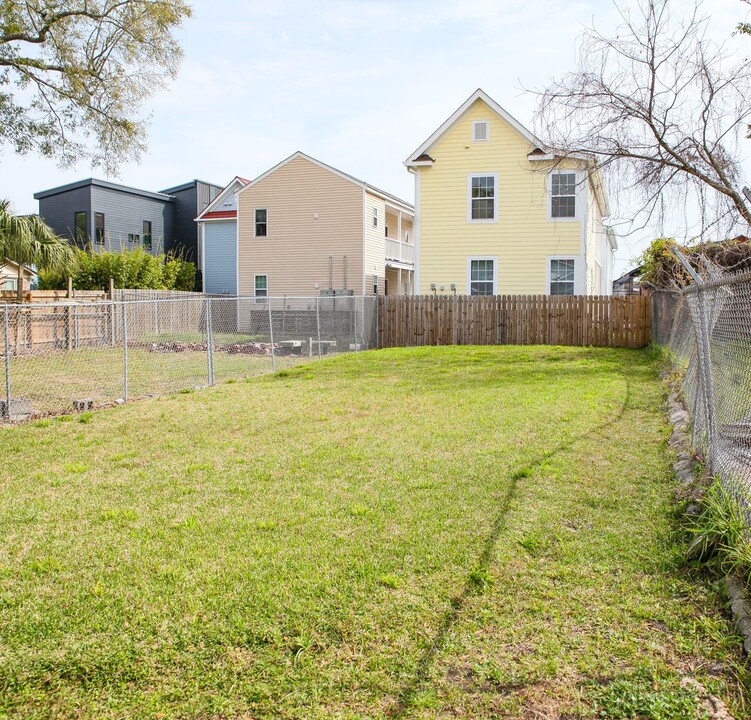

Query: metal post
<box><xmin>316</xmin><ymin>297</ymin><xmax>322</xmax><ymax>359</ymax></box>
<box><xmin>268</xmin><ymin>299</ymin><xmax>276</xmax><ymax>372</ymax></box>
<box><xmin>206</xmin><ymin>299</ymin><xmax>215</xmax><ymax>386</ymax></box>
<box><xmin>4</xmin><ymin>306</ymin><xmax>10</xmax><ymax>422</ymax></box>
<box><xmin>672</xmin><ymin>247</ymin><xmax>717</xmax><ymax>470</ymax></box>
<box><xmin>122</xmin><ymin>302</ymin><xmax>129</xmax><ymax>402</ymax></box>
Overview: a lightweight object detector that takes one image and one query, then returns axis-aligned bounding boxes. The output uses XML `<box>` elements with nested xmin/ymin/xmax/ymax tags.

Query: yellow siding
<box><xmin>237</xmin><ymin>156</ymin><xmax>364</xmax><ymax>296</ymax></box>
<box><xmin>415</xmin><ymin>98</ymin><xmax>587</xmax><ymax>295</ymax></box>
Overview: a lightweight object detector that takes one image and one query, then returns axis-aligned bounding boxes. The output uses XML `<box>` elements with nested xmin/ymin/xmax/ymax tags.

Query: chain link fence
<box><xmin>652</xmin><ymin>271</ymin><xmax>751</xmax><ymax>506</ymax></box>
<box><xmin>0</xmin><ymin>295</ymin><xmax>377</xmax><ymax>421</ymax></box>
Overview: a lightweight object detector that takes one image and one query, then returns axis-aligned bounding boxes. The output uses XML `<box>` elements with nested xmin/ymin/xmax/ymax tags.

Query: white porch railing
<box><xmin>385</xmin><ymin>239</ymin><xmax>414</xmax><ymax>265</ymax></box>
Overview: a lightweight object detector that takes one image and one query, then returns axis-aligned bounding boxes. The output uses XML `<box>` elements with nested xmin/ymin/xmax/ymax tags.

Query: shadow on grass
<box><xmin>388</xmin><ymin>359</ymin><xmax>638</xmax><ymax>717</ymax></box>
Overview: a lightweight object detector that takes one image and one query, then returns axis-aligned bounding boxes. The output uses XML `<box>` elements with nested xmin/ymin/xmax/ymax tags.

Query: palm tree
<box><xmin>0</xmin><ymin>200</ymin><xmax>75</xmax><ymax>301</ymax></box>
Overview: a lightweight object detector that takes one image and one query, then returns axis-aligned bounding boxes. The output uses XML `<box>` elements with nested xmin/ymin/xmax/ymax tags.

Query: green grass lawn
<box><xmin>0</xmin><ymin>346</ymin><xmax>745</xmax><ymax>719</ymax></box>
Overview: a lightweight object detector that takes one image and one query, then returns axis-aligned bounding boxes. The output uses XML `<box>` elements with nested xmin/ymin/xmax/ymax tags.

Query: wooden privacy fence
<box><xmin>378</xmin><ymin>294</ymin><xmax>651</xmax><ymax>349</ymax></box>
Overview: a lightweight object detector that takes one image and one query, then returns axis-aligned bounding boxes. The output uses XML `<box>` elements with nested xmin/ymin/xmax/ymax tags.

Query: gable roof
<box><xmin>404</xmin><ymin>89</ymin><xmax>546</xmax><ymax>167</ymax></box>
<box><xmin>238</xmin><ymin>151</ymin><xmax>414</xmax><ymax>214</ymax></box>
<box><xmin>195</xmin><ymin>176</ymin><xmax>251</xmax><ymax>221</ymax></box>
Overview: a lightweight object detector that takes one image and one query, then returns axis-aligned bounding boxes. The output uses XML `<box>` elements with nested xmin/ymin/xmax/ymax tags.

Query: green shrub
<box><xmin>37</xmin><ymin>248</ymin><xmax>197</xmax><ymax>291</ymax></box>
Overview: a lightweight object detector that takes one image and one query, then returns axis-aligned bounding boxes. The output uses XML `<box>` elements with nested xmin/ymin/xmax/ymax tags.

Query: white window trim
<box><xmin>466</xmin><ymin>256</ymin><xmax>498</xmax><ymax>296</ymax></box>
<box><xmin>547</xmin><ymin>256</ymin><xmax>581</xmax><ymax>296</ymax></box>
<box><xmin>547</xmin><ymin>170</ymin><xmax>581</xmax><ymax>222</ymax></box>
<box><xmin>254</xmin><ymin>273</ymin><xmax>268</xmax><ymax>297</ymax></box>
<box><xmin>473</xmin><ymin>120</ymin><xmax>489</xmax><ymax>143</ymax></box>
<box><xmin>254</xmin><ymin>208</ymin><xmax>268</xmax><ymax>238</ymax></box>
<box><xmin>467</xmin><ymin>173</ymin><xmax>499</xmax><ymax>224</ymax></box>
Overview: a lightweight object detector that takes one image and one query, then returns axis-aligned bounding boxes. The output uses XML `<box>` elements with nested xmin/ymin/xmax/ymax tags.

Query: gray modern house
<box><xmin>34</xmin><ymin>178</ymin><xmax>223</xmax><ymax>264</ymax></box>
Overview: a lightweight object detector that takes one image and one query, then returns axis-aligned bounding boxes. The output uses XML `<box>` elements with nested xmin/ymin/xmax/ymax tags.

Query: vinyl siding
<box><xmin>203</xmin><ymin>220</ymin><xmax>237</xmax><ymax>295</ymax></box>
<box><xmin>415</xmin><ymin>98</ymin><xmax>584</xmax><ymax>295</ymax></box>
<box><xmin>364</xmin><ymin>193</ymin><xmax>386</xmax><ymax>295</ymax></box>
<box><xmin>237</xmin><ymin>156</ymin><xmax>364</xmax><ymax>297</ymax></box>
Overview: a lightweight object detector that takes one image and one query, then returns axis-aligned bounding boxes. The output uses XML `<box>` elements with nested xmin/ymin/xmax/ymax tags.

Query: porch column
<box><xmin>397</xmin><ymin>211</ymin><xmax>403</xmax><ymax>254</ymax></box>
<box><xmin>398</xmin><ymin>267</ymin><xmax>402</xmax><ymax>296</ymax></box>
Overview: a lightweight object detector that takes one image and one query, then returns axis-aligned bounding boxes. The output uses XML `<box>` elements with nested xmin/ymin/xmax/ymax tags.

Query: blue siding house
<box><xmin>195</xmin><ymin>177</ymin><xmax>250</xmax><ymax>295</ymax></box>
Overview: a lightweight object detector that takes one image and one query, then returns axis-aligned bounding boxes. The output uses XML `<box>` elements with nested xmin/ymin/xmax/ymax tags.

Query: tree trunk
<box><xmin>16</xmin><ymin>264</ymin><xmax>22</xmax><ymax>302</ymax></box>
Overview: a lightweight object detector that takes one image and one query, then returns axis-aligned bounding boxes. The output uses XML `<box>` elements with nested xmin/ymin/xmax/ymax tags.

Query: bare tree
<box><xmin>535</xmin><ymin>0</ymin><xmax>751</xmax><ymax>235</ymax></box>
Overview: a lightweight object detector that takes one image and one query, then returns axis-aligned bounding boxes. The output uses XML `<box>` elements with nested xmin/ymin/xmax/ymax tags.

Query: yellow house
<box><xmin>236</xmin><ymin>152</ymin><xmax>414</xmax><ymax>298</ymax></box>
<box><xmin>405</xmin><ymin>89</ymin><xmax>616</xmax><ymax>296</ymax></box>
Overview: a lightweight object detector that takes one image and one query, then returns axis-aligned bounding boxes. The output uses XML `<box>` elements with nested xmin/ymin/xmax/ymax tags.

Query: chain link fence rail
<box><xmin>0</xmin><ymin>295</ymin><xmax>377</xmax><ymax>421</ymax></box>
<box><xmin>652</xmin><ymin>271</ymin><xmax>751</xmax><ymax>508</ymax></box>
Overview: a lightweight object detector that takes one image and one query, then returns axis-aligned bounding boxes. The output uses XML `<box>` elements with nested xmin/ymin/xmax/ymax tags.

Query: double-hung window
<box><xmin>468</xmin><ymin>258</ymin><xmax>496</xmax><ymax>295</ymax></box>
<box><xmin>468</xmin><ymin>174</ymin><xmax>497</xmax><ymax>222</ymax></box>
<box><xmin>550</xmin><ymin>172</ymin><xmax>577</xmax><ymax>218</ymax></box>
<box><xmin>255</xmin><ymin>209</ymin><xmax>267</xmax><ymax>237</ymax></box>
<box><xmin>254</xmin><ymin>275</ymin><xmax>268</xmax><ymax>298</ymax></box>
<box><xmin>549</xmin><ymin>258</ymin><xmax>576</xmax><ymax>295</ymax></box>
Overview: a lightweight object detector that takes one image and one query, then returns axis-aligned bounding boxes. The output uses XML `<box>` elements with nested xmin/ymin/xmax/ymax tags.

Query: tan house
<box><xmin>0</xmin><ymin>262</ymin><xmax>35</xmax><ymax>292</ymax></box>
<box><xmin>236</xmin><ymin>152</ymin><xmax>414</xmax><ymax>297</ymax></box>
<box><xmin>405</xmin><ymin>89</ymin><xmax>616</xmax><ymax>296</ymax></box>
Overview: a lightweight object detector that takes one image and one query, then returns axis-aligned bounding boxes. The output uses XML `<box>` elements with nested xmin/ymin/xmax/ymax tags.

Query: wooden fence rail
<box><xmin>378</xmin><ymin>294</ymin><xmax>651</xmax><ymax>349</ymax></box>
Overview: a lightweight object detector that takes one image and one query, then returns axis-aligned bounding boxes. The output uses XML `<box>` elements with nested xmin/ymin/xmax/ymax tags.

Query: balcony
<box><xmin>385</xmin><ymin>238</ymin><xmax>414</xmax><ymax>266</ymax></box>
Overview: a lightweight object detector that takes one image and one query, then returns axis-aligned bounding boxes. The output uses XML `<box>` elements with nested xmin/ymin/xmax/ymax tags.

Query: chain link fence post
<box><xmin>267</xmin><ymin>299</ymin><xmax>276</xmax><ymax>372</ymax></box>
<box><xmin>122</xmin><ymin>301</ymin><xmax>129</xmax><ymax>402</ymax></box>
<box><xmin>315</xmin><ymin>297</ymin><xmax>322</xmax><ymax>360</ymax></box>
<box><xmin>3</xmin><ymin>306</ymin><xmax>10</xmax><ymax>422</ymax></box>
<box><xmin>672</xmin><ymin>247</ymin><xmax>717</xmax><ymax>472</ymax></box>
<box><xmin>695</xmin><ymin>285</ymin><xmax>717</xmax><ymax>470</ymax></box>
<box><xmin>206</xmin><ymin>298</ymin><xmax>215</xmax><ymax>386</ymax></box>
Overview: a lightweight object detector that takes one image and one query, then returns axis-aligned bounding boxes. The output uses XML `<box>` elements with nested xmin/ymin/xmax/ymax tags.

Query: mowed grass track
<box><xmin>0</xmin><ymin>346</ymin><xmax>744</xmax><ymax>718</ymax></box>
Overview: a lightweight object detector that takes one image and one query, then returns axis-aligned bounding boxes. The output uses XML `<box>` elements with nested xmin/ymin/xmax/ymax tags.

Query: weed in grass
<box><xmin>78</xmin><ymin>411</ymin><xmax>94</xmax><ymax>424</ymax></box>
<box><xmin>350</xmin><ymin>504</ymin><xmax>370</xmax><ymax>518</ymax></box>
<box><xmin>518</xmin><ymin>533</ymin><xmax>544</xmax><ymax>557</ymax></box>
<box><xmin>225</xmin><ymin>378</ymin><xmax>237</xmax><ymax>384</ymax></box>
<box><xmin>56</xmin><ymin>414</ymin><xmax>73</xmax><ymax>422</ymax></box>
<box><xmin>275</xmin><ymin>370</ymin><xmax>290</xmax><ymax>378</ymax></box>
<box><xmin>178</xmin><ymin>388</ymin><xmax>194</xmax><ymax>394</ymax></box>
<box><xmin>379</xmin><ymin>574</ymin><xmax>401</xmax><ymax>589</ymax></box>
<box><xmin>256</xmin><ymin>520</ymin><xmax>277</xmax><ymax>531</ymax></box>
<box><xmin>468</xmin><ymin>567</ymin><xmax>494</xmax><ymax>592</ymax></box>
<box><xmin>64</xmin><ymin>462</ymin><xmax>89</xmax><ymax>474</ymax></box>
<box><xmin>686</xmin><ymin>479</ymin><xmax>749</xmax><ymax>575</ymax></box>
<box><xmin>510</xmin><ymin>467</ymin><xmax>533</xmax><ymax>480</ymax></box>
<box><xmin>32</xmin><ymin>419</ymin><xmax>51</xmax><ymax>428</ymax></box>
<box><xmin>588</xmin><ymin>668</ymin><xmax>704</xmax><ymax>720</ymax></box>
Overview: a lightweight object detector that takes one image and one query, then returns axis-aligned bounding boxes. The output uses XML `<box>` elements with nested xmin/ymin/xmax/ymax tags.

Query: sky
<box><xmin>0</xmin><ymin>0</ymin><xmax>749</xmax><ymax>277</ymax></box>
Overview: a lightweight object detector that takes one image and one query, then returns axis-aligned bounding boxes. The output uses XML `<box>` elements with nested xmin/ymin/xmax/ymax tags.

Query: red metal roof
<box><xmin>201</xmin><ymin>210</ymin><xmax>237</xmax><ymax>220</ymax></box>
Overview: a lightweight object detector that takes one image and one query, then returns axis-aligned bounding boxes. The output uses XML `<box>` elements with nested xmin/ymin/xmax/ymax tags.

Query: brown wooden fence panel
<box><xmin>378</xmin><ymin>294</ymin><xmax>651</xmax><ymax>349</ymax></box>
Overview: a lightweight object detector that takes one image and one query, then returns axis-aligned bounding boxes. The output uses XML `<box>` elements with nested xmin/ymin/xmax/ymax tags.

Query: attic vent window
<box><xmin>473</xmin><ymin>121</ymin><xmax>488</xmax><ymax>142</ymax></box>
